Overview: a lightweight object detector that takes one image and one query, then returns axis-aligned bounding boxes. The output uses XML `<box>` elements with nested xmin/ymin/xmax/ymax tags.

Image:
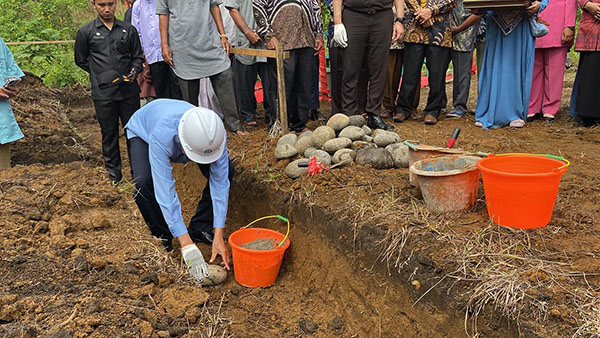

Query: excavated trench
<box><xmin>174</xmin><ymin>163</ymin><xmax>519</xmax><ymax>337</ymax></box>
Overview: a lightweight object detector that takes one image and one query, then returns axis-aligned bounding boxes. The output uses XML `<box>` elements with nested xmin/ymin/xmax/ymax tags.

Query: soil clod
<box><xmin>299</xmin><ymin>317</ymin><xmax>318</xmax><ymax>334</ymax></box>
<box><xmin>331</xmin><ymin>316</ymin><xmax>344</xmax><ymax>331</ymax></box>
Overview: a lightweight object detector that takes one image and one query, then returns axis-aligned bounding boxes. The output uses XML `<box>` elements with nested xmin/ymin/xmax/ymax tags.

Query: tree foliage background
<box><xmin>0</xmin><ymin>0</ymin><xmax>124</xmax><ymax>87</ymax></box>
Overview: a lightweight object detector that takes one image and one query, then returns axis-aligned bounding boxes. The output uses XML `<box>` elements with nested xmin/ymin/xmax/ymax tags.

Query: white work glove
<box><xmin>332</xmin><ymin>24</ymin><xmax>348</xmax><ymax>48</ymax></box>
<box><xmin>181</xmin><ymin>244</ymin><xmax>210</xmax><ymax>283</ymax></box>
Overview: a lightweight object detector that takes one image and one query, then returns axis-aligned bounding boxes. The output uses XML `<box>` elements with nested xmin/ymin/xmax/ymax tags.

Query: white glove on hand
<box><xmin>332</xmin><ymin>24</ymin><xmax>348</xmax><ymax>48</ymax></box>
<box><xmin>181</xmin><ymin>244</ymin><xmax>210</xmax><ymax>283</ymax></box>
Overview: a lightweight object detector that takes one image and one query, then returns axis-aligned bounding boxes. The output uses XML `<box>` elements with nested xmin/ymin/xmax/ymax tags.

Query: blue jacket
<box><xmin>0</xmin><ymin>37</ymin><xmax>25</xmax><ymax>145</ymax></box>
<box><xmin>125</xmin><ymin>99</ymin><xmax>230</xmax><ymax>238</ymax></box>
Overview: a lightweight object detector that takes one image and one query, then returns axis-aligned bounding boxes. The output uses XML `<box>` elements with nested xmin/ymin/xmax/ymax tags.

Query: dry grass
<box><xmin>355</xmin><ymin>184</ymin><xmax>600</xmax><ymax>336</ymax></box>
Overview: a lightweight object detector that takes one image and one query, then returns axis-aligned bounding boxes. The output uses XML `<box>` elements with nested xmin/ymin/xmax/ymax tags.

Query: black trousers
<box><xmin>342</xmin><ymin>8</ymin><xmax>392</xmax><ymax>116</ymax></box>
<box><xmin>283</xmin><ymin>47</ymin><xmax>314</xmax><ymax>132</ymax></box>
<box><xmin>128</xmin><ymin>137</ymin><xmax>235</xmax><ymax>249</ymax></box>
<box><xmin>93</xmin><ymin>97</ymin><xmax>139</xmax><ymax>183</ymax></box>
<box><xmin>329</xmin><ymin>46</ymin><xmax>368</xmax><ymax>115</ymax></box>
<box><xmin>231</xmin><ymin>58</ymin><xmax>276</xmax><ymax>124</ymax></box>
<box><xmin>148</xmin><ymin>61</ymin><xmax>183</xmax><ymax>100</ymax></box>
<box><xmin>178</xmin><ymin>67</ymin><xmax>243</xmax><ymax>132</ymax></box>
<box><xmin>396</xmin><ymin>43</ymin><xmax>450</xmax><ymax>117</ymax></box>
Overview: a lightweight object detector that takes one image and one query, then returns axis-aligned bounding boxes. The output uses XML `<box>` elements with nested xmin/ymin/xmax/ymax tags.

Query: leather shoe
<box><xmin>424</xmin><ymin>114</ymin><xmax>438</xmax><ymax>125</ymax></box>
<box><xmin>310</xmin><ymin>110</ymin><xmax>326</xmax><ymax>121</ymax></box>
<box><xmin>189</xmin><ymin>230</ymin><xmax>215</xmax><ymax>245</ymax></box>
<box><xmin>368</xmin><ymin>114</ymin><xmax>395</xmax><ymax>130</ymax></box>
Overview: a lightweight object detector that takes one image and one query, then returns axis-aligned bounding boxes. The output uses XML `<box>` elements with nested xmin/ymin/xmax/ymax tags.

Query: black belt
<box><xmin>344</xmin><ymin>6</ymin><xmax>390</xmax><ymax>15</ymax></box>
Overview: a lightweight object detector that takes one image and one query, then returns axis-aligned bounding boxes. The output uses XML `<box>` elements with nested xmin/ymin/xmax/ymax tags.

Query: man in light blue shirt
<box><xmin>131</xmin><ymin>0</ymin><xmax>182</xmax><ymax>99</ymax></box>
<box><xmin>125</xmin><ymin>99</ymin><xmax>233</xmax><ymax>281</ymax></box>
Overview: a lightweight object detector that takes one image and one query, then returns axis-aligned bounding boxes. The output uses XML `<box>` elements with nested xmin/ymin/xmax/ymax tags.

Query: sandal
<box><xmin>474</xmin><ymin>121</ymin><xmax>483</xmax><ymax>127</ymax></box>
<box><xmin>245</xmin><ymin>121</ymin><xmax>258</xmax><ymax>127</ymax></box>
<box><xmin>542</xmin><ymin>113</ymin><xmax>555</xmax><ymax>123</ymax></box>
<box><xmin>393</xmin><ymin>112</ymin><xmax>409</xmax><ymax>123</ymax></box>
<box><xmin>509</xmin><ymin>119</ymin><xmax>525</xmax><ymax>128</ymax></box>
<box><xmin>526</xmin><ymin>113</ymin><xmax>540</xmax><ymax>123</ymax></box>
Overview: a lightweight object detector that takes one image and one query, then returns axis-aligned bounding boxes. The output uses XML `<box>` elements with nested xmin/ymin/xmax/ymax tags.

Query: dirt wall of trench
<box><xmin>173</xmin><ymin>162</ymin><xmax>519</xmax><ymax>337</ymax></box>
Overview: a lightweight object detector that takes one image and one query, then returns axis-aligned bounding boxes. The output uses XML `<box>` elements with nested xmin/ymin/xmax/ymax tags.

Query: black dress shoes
<box><xmin>368</xmin><ymin>114</ymin><xmax>394</xmax><ymax>130</ymax></box>
<box><xmin>310</xmin><ymin>109</ymin><xmax>326</xmax><ymax>121</ymax></box>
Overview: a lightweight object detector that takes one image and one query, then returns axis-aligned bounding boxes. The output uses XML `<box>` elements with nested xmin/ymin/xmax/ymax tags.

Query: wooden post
<box><xmin>230</xmin><ymin>46</ymin><xmax>290</xmax><ymax>135</ymax></box>
<box><xmin>275</xmin><ymin>41</ymin><xmax>288</xmax><ymax>134</ymax></box>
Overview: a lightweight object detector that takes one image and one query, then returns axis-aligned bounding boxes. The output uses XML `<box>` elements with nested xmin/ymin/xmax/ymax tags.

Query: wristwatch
<box><xmin>394</xmin><ymin>17</ymin><xmax>404</xmax><ymax>24</ymax></box>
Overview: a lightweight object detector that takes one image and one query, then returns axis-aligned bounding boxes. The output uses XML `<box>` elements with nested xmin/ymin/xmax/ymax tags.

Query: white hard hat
<box><xmin>178</xmin><ymin>107</ymin><xmax>226</xmax><ymax>164</ymax></box>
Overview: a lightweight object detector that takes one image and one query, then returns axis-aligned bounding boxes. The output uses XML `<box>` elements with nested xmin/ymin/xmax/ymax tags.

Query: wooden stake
<box><xmin>275</xmin><ymin>41</ymin><xmax>288</xmax><ymax>135</ymax></box>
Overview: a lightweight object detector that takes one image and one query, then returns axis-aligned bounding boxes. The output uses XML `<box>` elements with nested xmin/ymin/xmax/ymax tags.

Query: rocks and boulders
<box><xmin>339</xmin><ymin>126</ymin><xmax>365</xmax><ymax>141</ymax></box>
<box><xmin>275</xmin><ymin>114</ymin><xmax>404</xmax><ymax>178</ymax></box>
<box><xmin>385</xmin><ymin>143</ymin><xmax>410</xmax><ymax>168</ymax></box>
<box><xmin>349</xmin><ymin>115</ymin><xmax>366</xmax><ymax>127</ymax></box>
<box><xmin>322</xmin><ymin>137</ymin><xmax>352</xmax><ymax>153</ymax></box>
<box><xmin>355</xmin><ymin>148</ymin><xmax>394</xmax><ymax>169</ymax></box>
<box><xmin>275</xmin><ymin>143</ymin><xmax>298</xmax><ymax>159</ymax></box>
<box><xmin>285</xmin><ymin>159</ymin><xmax>309</xmax><ymax>179</ymax></box>
<box><xmin>326</xmin><ymin>113</ymin><xmax>350</xmax><ymax>131</ymax></box>
<box><xmin>311</xmin><ymin>126</ymin><xmax>336</xmax><ymax>148</ymax></box>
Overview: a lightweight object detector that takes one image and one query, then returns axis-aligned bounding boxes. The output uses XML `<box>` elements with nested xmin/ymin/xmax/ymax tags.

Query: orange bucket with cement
<box><xmin>476</xmin><ymin>154</ymin><xmax>569</xmax><ymax>229</ymax></box>
<box><xmin>228</xmin><ymin>215</ymin><xmax>290</xmax><ymax>288</ymax></box>
<box><xmin>410</xmin><ymin>155</ymin><xmax>481</xmax><ymax>212</ymax></box>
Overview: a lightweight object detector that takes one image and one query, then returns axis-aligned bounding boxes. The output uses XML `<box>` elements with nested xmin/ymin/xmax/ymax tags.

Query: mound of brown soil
<box><xmin>10</xmin><ymin>74</ymin><xmax>91</xmax><ymax>166</ymax></box>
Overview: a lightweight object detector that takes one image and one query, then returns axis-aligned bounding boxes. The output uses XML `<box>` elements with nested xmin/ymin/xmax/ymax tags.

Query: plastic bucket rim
<box><xmin>228</xmin><ymin>227</ymin><xmax>291</xmax><ymax>255</ymax></box>
<box><xmin>410</xmin><ymin>155</ymin><xmax>481</xmax><ymax>177</ymax></box>
<box><xmin>476</xmin><ymin>156</ymin><xmax>568</xmax><ymax>178</ymax></box>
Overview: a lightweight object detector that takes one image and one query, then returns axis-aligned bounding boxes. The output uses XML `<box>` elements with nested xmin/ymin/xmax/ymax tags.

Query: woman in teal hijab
<box><xmin>0</xmin><ymin>37</ymin><xmax>25</xmax><ymax>169</ymax></box>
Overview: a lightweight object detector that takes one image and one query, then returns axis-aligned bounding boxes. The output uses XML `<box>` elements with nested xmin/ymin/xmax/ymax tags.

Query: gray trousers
<box><xmin>178</xmin><ymin>67</ymin><xmax>242</xmax><ymax>132</ymax></box>
<box><xmin>451</xmin><ymin>50</ymin><xmax>473</xmax><ymax>113</ymax></box>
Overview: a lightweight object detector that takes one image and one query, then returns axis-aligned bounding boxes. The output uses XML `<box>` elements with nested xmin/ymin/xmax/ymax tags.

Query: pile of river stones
<box><xmin>274</xmin><ymin>113</ymin><xmax>410</xmax><ymax>178</ymax></box>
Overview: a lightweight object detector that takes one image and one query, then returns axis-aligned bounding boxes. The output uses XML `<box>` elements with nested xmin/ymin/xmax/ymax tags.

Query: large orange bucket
<box><xmin>476</xmin><ymin>154</ymin><xmax>569</xmax><ymax>229</ymax></box>
<box><xmin>228</xmin><ymin>216</ymin><xmax>291</xmax><ymax>288</ymax></box>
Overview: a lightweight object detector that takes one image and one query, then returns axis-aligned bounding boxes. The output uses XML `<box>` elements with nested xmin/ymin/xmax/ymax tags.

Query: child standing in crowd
<box><xmin>446</xmin><ymin>0</ymin><xmax>477</xmax><ymax>118</ymax></box>
<box><xmin>527</xmin><ymin>0</ymin><xmax>576</xmax><ymax>123</ymax></box>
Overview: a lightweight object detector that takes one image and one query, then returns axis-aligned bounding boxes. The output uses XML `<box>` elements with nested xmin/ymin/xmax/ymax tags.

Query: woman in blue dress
<box><xmin>459</xmin><ymin>1</ymin><xmax>548</xmax><ymax>128</ymax></box>
<box><xmin>0</xmin><ymin>37</ymin><xmax>25</xmax><ymax>169</ymax></box>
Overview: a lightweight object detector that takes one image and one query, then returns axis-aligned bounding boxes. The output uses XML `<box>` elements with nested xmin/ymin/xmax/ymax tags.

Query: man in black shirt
<box><xmin>75</xmin><ymin>0</ymin><xmax>144</xmax><ymax>184</ymax></box>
